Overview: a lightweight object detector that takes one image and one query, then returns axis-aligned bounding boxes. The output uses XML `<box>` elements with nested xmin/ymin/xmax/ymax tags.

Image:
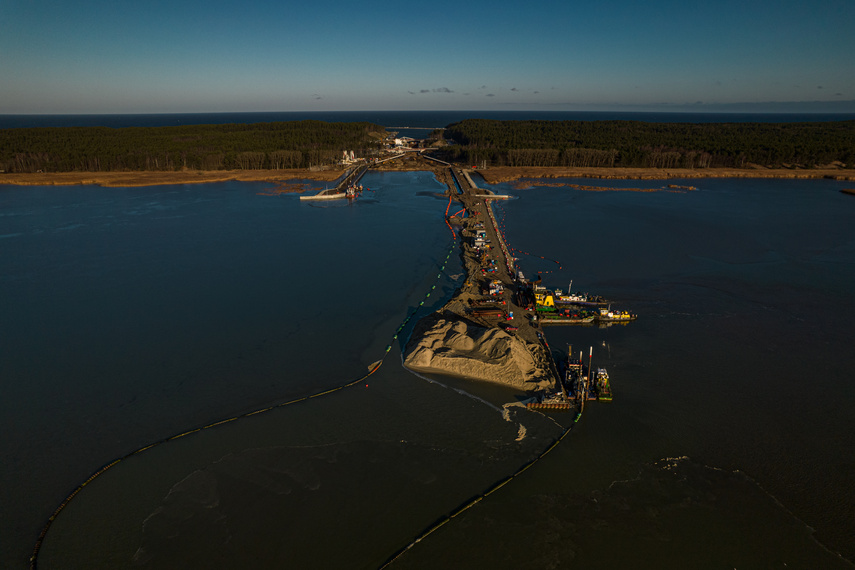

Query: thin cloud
<box><xmin>414</xmin><ymin>87</ymin><xmax>455</xmax><ymax>94</ymax></box>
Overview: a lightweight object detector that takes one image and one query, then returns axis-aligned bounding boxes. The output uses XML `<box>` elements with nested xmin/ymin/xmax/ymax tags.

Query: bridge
<box><xmin>299</xmin><ymin>165</ymin><xmax>368</xmax><ymax>201</ymax></box>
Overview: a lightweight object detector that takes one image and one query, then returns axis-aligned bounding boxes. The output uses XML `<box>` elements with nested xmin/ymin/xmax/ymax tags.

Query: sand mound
<box><xmin>403</xmin><ymin>312</ymin><xmax>554</xmax><ymax>391</ymax></box>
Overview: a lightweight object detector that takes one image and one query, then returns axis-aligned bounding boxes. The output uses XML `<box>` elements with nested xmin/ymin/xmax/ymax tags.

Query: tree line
<box><xmin>439</xmin><ymin>119</ymin><xmax>855</xmax><ymax>169</ymax></box>
<box><xmin>0</xmin><ymin>121</ymin><xmax>387</xmax><ymax>173</ymax></box>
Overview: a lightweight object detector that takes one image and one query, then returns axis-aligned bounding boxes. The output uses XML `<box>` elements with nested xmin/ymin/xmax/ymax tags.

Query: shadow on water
<box><xmin>414</xmin><ymin>191</ymin><xmax>449</xmax><ymax>200</ymax></box>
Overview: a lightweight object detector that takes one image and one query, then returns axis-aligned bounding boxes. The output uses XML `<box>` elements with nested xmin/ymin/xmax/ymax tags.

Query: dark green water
<box><xmin>1</xmin><ymin>173</ymin><xmax>853</xmax><ymax>568</ymax></box>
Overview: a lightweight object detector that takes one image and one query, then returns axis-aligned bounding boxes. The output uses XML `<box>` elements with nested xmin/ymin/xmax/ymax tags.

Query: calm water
<box><xmin>1</xmin><ymin>174</ymin><xmax>854</xmax><ymax>568</ymax></box>
<box><xmin>3</xmin><ymin>110</ymin><xmax>854</xmax><ymax>134</ymax></box>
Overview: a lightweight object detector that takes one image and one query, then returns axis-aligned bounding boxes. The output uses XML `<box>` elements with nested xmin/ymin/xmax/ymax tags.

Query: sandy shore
<box><xmin>476</xmin><ymin>166</ymin><xmax>855</xmax><ymax>184</ymax></box>
<box><xmin>3</xmin><ymin>165</ymin><xmax>854</xmax><ymax>189</ymax></box>
<box><xmin>0</xmin><ymin>169</ymin><xmax>345</xmax><ymax>188</ymax></box>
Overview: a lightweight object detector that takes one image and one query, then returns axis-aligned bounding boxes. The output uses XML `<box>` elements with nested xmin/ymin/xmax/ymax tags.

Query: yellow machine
<box><xmin>534</xmin><ymin>290</ymin><xmax>555</xmax><ymax>307</ymax></box>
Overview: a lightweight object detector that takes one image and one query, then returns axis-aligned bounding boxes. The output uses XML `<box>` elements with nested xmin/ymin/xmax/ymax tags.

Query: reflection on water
<box><xmin>2</xmin><ymin>174</ymin><xmax>854</xmax><ymax>568</ymax></box>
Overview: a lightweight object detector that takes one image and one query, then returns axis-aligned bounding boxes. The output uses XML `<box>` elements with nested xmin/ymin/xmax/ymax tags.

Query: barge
<box><xmin>525</xmin><ymin>394</ymin><xmax>574</xmax><ymax>411</ymax></box>
<box><xmin>560</xmin><ymin>348</ymin><xmax>613</xmax><ymax>402</ymax></box>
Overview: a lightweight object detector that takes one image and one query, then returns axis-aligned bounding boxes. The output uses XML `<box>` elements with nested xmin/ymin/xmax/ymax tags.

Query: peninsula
<box><xmin>401</xmin><ymin>163</ymin><xmax>559</xmax><ymax>392</ymax></box>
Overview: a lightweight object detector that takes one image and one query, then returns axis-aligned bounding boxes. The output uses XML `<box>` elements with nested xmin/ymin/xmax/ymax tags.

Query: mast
<box><xmin>558</xmin><ymin>344</ymin><xmax>571</xmax><ymax>400</ymax></box>
<box><xmin>588</xmin><ymin>346</ymin><xmax>593</xmax><ymax>400</ymax></box>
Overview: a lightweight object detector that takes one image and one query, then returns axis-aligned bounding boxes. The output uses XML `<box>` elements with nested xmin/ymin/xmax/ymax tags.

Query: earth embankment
<box><xmin>401</xmin><ymin>162</ymin><xmax>558</xmax><ymax>393</ymax></box>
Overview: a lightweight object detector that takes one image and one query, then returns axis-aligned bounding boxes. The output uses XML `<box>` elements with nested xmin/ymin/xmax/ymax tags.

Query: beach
<box><xmin>3</xmin><ymin>164</ymin><xmax>855</xmax><ymax>188</ymax></box>
<box><xmin>0</xmin><ymin>169</ymin><xmax>343</xmax><ymax>188</ymax></box>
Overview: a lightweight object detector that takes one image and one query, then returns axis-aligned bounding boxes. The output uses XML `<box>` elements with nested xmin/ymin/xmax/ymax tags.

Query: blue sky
<box><xmin>2</xmin><ymin>0</ymin><xmax>854</xmax><ymax>114</ymax></box>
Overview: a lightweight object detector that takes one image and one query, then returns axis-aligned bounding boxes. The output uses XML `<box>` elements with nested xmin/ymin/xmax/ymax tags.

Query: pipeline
<box><xmin>492</xmin><ymin>201</ymin><xmax>562</xmax><ymax>275</ymax></box>
<box><xmin>377</xmin><ymin>419</ymin><xmax>577</xmax><ymax>569</ymax></box>
<box><xmin>376</xmin><ymin>193</ymin><xmax>579</xmax><ymax>569</ymax></box>
<box><xmin>30</xmin><ymin>239</ymin><xmax>460</xmax><ymax>570</ymax></box>
<box><xmin>445</xmin><ymin>218</ymin><xmax>456</xmax><ymax>239</ymax></box>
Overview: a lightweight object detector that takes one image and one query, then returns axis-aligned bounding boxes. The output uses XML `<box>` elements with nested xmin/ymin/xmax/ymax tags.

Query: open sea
<box><xmin>2</xmin><ymin>111</ymin><xmax>855</xmax><ymax>569</ymax></box>
<box><xmin>2</xmin><ymin>109</ymin><xmax>855</xmax><ymax>139</ymax></box>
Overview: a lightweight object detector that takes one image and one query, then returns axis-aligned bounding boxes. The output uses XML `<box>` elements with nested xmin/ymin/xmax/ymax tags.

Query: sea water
<box><xmin>1</xmin><ymin>172</ymin><xmax>527</xmax><ymax>568</ymax></box>
<box><xmin>467</xmin><ymin>177</ymin><xmax>855</xmax><ymax>568</ymax></box>
<box><xmin>3</xmin><ymin>109</ymin><xmax>854</xmax><ymax>132</ymax></box>
<box><xmin>2</xmin><ymin>173</ymin><xmax>854</xmax><ymax>568</ymax></box>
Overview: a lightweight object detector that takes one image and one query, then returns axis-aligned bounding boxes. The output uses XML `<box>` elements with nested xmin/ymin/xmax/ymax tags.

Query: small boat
<box><xmin>595</xmin><ymin>368</ymin><xmax>613</xmax><ymax>401</ymax></box>
<box><xmin>595</xmin><ymin>306</ymin><xmax>637</xmax><ymax>322</ymax></box>
<box><xmin>345</xmin><ymin>182</ymin><xmax>366</xmax><ymax>198</ymax></box>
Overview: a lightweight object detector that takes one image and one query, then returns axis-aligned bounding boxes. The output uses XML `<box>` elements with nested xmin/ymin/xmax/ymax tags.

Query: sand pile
<box><xmin>403</xmin><ymin>312</ymin><xmax>554</xmax><ymax>391</ymax></box>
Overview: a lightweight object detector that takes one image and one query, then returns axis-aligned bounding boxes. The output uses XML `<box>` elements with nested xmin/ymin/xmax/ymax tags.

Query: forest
<box><xmin>438</xmin><ymin>119</ymin><xmax>855</xmax><ymax>169</ymax></box>
<box><xmin>0</xmin><ymin>121</ymin><xmax>387</xmax><ymax>173</ymax></box>
<box><xmin>4</xmin><ymin>118</ymin><xmax>854</xmax><ymax>173</ymax></box>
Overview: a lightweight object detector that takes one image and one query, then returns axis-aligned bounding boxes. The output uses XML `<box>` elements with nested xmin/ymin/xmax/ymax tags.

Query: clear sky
<box><xmin>3</xmin><ymin>0</ymin><xmax>854</xmax><ymax>114</ymax></box>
